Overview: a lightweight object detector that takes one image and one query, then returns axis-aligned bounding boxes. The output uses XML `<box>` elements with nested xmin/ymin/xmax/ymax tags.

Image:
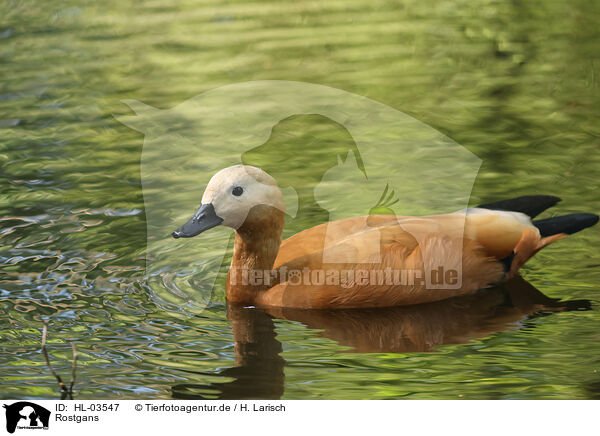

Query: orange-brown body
<box><xmin>226</xmin><ymin>206</ymin><xmax>565</xmax><ymax>309</ymax></box>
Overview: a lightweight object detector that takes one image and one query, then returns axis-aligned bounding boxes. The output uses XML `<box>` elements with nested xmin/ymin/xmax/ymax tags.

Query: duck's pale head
<box><xmin>172</xmin><ymin>165</ymin><xmax>284</xmax><ymax>238</ymax></box>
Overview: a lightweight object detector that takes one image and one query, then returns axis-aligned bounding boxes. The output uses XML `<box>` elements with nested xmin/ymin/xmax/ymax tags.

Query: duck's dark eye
<box><xmin>232</xmin><ymin>186</ymin><xmax>243</xmax><ymax>197</ymax></box>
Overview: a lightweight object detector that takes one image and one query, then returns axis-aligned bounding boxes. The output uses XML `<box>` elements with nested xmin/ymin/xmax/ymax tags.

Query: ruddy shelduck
<box><xmin>172</xmin><ymin>165</ymin><xmax>598</xmax><ymax>309</ymax></box>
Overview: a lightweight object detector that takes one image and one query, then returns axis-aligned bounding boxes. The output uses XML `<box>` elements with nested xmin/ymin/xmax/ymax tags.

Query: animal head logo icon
<box><xmin>3</xmin><ymin>402</ymin><xmax>50</xmax><ymax>434</ymax></box>
<box><xmin>117</xmin><ymin>81</ymin><xmax>481</xmax><ymax>313</ymax></box>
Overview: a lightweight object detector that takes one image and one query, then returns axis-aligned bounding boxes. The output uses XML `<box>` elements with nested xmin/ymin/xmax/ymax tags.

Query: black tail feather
<box><xmin>477</xmin><ymin>195</ymin><xmax>561</xmax><ymax>219</ymax></box>
<box><xmin>533</xmin><ymin>213</ymin><xmax>599</xmax><ymax>237</ymax></box>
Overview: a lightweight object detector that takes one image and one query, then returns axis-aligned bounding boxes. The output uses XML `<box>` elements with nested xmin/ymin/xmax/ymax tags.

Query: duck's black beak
<box><xmin>172</xmin><ymin>203</ymin><xmax>223</xmax><ymax>238</ymax></box>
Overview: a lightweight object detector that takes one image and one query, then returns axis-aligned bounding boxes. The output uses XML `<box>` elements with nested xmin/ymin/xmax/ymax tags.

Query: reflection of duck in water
<box><xmin>264</xmin><ymin>276</ymin><xmax>591</xmax><ymax>353</ymax></box>
<box><xmin>172</xmin><ymin>164</ymin><xmax>598</xmax><ymax>308</ymax></box>
<box><xmin>172</xmin><ymin>305</ymin><xmax>284</xmax><ymax>400</ymax></box>
<box><xmin>171</xmin><ymin>277</ymin><xmax>590</xmax><ymax>399</ymax></box>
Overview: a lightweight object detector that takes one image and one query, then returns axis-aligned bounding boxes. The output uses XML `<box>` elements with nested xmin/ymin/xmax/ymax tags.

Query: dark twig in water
<box><xmin>69</xmin><ymin>342</ymin><xmax>77</xmax><ymax>393</ymax></box>
<box><xmin>41</xmin><ymin>322</ymin><xmax>77</xmax><ymax>400</ymax></box>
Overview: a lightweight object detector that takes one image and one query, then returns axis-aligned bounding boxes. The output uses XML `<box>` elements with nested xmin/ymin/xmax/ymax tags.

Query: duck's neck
<box><xmin>226</xmin><ymin>206</ymin><xmax>284</xmax><ymax>305</ymax></box>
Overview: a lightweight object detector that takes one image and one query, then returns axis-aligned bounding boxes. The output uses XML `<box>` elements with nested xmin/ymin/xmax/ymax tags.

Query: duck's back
<box><xmin>259</xmin><ymin>210</ymin><xmax>536</xmax><ymax>309</ymax></box>
<box><xmin>276</xmin><ymin>210</ymin><xmax>532</xmax><ymax>267</ymax></box>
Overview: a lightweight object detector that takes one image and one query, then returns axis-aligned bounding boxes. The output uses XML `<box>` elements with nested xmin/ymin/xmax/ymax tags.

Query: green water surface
<box><xmin>1</xmin><ymin>0</ymin><xmax>599</xmax><ymax>399</ymax></box>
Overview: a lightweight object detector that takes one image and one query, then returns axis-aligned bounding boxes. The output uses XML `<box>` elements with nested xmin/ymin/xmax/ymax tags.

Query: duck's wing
<box><xmin>275</xmin><ymin>209</ymin><xmax>536</xmax><ymax>268</ymax></box>
<box><xmin>263</xmin><ymin>224</ymin><xmax>505</xmax><ymax>308</ymax></box>
<box><xmin>262</xmin><ymin>210</ymin><xmax>548</xmax><ymax>308</ymax></box>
